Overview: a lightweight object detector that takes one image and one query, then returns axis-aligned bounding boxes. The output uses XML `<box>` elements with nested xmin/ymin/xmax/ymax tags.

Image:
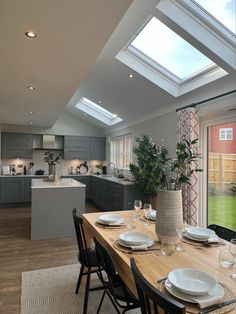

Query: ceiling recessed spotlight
<box><xmin>113</xmin><ymin>113</ymin><xmax>118</xmax><ymax>118</ymax></box>
<box><xmin>98</xmin><ymin>100</ymin><xmax>102</xmax><ymax>104</ymax></box>
<box><xmin>29</xmin><ymin>110</ymin><xmax>34</xmax><ymax>114</ymax></box>
<box><xmin>30</xmin><ymin>121</ymin><xmax>33</xmax><ymax>125</ymax></box>
<box><xmin>128</xmin><ymin>73</ymin><xmax>134</xmax><ymax>79</ymax></box>
<box><xmin>84</xmin><ymin>113</ymin><xmax>87</xmax><ymax>116</ymax></box>
<box><xmin>27</xmin><ymin>85</ymin><xmax>35</xmax><ymax>90</ymax></box>
<box><xmin>25</xmin><ymin>31</ymin><xmax>37</xmax><ymax>38</ymax></box>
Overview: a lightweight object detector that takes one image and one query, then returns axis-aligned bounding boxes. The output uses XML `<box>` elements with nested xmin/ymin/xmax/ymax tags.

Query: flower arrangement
<box><xmin>43</xmin><ymin>151</ymin><xmax>61</xmax><ymax>165</ymax></box>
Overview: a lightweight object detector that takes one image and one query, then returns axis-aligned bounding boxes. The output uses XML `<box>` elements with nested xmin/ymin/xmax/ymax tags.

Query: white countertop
<box><xmin>31</xmin><ymin>178</ymin><xmax>86</xmax><ymax>189</ymax></box>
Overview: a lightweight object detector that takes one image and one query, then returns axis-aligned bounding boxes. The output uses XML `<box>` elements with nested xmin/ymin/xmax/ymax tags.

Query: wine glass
<box><xmin>133</xmin><ymin>200</ymin><xmax>142</xmax><ymax>220</ymax></box>
<box><xmin>229</xmin><ymin>238</ymin><xmax>236</xmax><ymax>280</ymax></box>
<box><xmin>161</xmin><ymin>239</ymin><xmax>175</xmax><ymax>256</ymax></box>
<box><xmin>143</xmin><ymin>203</ymin><xmax>152</xmax><ymax>226</ymax></box>
<box><xmin>175</xmin><ymin>227</ymin><xmax>186</xmax><ymax>252</ymax></box>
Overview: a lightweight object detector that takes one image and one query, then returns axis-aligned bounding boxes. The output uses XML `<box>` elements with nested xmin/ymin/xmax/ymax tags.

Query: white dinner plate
<box><xmin>165</xmin><ymin>280</ymin><xmax>224</xmax><ymax>303</ymax></box>
<box><xmin>119</xmin><ymin>231</ymin><xmax>151</xmax><ymax>246</ymax></box>
<box><xmin>147</xmin><ymin>210</ymin><xmax>156</xmax><ymax>221</ymax></box>
<box><xmin>183</xmin><ymin>231</ymin><xmax>211</xmax><ymax>243</ymax></box>
<box><xmin>117</xmin><ymin>238</ymin><xmax>154</xmax><ymax>248</ymax></box>
<box><xmin>186</xmin><ymin>227</ymin><xmax>215</xmax><ymax>240</ymax></box>
<box><xmin>98</xmin><ymin>214</ymin><xmax>124</xmax><ymax>225</ymax></box>
<box><xmin>168</xmin><ymin>268</ymin><xmax>217</xmax><ymax>296</ymax></box>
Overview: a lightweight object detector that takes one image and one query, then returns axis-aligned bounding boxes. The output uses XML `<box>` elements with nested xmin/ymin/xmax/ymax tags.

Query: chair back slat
<box><xmin>72</xmin><ymin>208</ymin><xmax>89</xmax><ymax>265</ymax></box>
<box><xmin>207</xmin><ymin>224</ymin><xmax>236</xmax><ymax>242</ymax></box>
<box><xmin>131</xmin><ymin>258</ymin><xmax>185</xmax><ymax>314</ymax></box>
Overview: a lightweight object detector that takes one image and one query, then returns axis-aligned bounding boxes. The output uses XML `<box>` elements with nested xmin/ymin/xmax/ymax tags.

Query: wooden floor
<box><xmin>0</xmin><ymin>202</ymin><xmax>99</xmax><ymax>314</ymax></box>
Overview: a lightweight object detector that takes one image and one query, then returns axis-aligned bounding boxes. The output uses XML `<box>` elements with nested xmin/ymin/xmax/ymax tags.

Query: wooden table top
<box><xmin>83</xmin><ymin>210</ymin><xmax>236</xmax><ymax>313</ymax></box>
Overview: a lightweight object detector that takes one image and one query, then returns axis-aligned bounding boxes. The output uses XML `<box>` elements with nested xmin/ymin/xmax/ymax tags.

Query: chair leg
<box><xmin>96</xmin><ymin>289</ymin><xmax>106</xmax><ymax>314</ymax></box>
<box><xmin>75</xmin><ymin>265</ymin><xmax>84</xmax><ymax>294</ymax></box>
<box><xmin>83</xmin><ymin>267</ymin><xmax>91</xmax><ymax>314</ymax></box>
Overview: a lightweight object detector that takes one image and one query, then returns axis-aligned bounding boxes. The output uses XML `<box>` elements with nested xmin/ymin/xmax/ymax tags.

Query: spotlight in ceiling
<box><xmin>98</xmin><ymin>100</ymin><xmax>102</xmax><ymax>104</ymax></box>
<box><xmin>25</xmin><ymin>31</ymin><xmax>37</xmax><ymax>38</ymax></box>
<box><xmin>27</xmin><ymin>85</ymin><xmax>35</xmax><ymax>90</ymax></box>
<box><xmin>29</xmin><ymin>110</ymin><xmax>34</xmax><ymax>114</ymax></box>
<box><xmin>128</xmin><ymin>73</ymin><xmax>134</xmax><ymax>79</ymax></box>
<box><xmin>30</xmin><ymin>121</ymin><xmax>33</xmax><ymax>125</ymax></box>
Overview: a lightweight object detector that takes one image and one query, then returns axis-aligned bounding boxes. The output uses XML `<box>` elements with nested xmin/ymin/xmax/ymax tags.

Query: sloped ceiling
<box><xmin>0</xmin><ymin>0</ymin><xmax>133</xmax><ymax>127</ymax></box>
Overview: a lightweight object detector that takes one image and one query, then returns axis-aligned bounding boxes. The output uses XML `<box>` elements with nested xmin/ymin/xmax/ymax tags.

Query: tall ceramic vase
<box><xmin>155</xmin><ymin>190</ymin><xmax>183</xmax><ymax>244</ymax></box>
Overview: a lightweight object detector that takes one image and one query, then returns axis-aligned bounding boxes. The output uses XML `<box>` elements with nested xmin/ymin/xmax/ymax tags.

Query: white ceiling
<box><xmin>1</xmin><ymin>0</ymin><xmax>236</xmax><ymax>131</ymax></box>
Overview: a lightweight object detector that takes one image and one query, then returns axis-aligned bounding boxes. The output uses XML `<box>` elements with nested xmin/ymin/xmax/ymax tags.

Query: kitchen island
<box><xmin>31</xmin><ymin>178</ymin><xmax>86</xmax><ymax>240</ymax></box>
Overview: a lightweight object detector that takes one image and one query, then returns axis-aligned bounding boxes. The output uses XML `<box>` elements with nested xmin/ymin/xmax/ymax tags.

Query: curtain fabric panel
<box><xmin>111</xmin><ymin>134</ymin><xmax>132</xmax><ymax>169</ymax></box>
<box><xmin>177</xmin><ymin>107</ymin><xmax>200</xmax><ymax>226</ymax></box>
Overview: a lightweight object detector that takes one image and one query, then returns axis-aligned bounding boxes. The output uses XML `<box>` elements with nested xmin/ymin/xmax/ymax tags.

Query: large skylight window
<box><xmin>193</xmin><ymin>0</ymin><xmax>235</xmax><ymax>34</ymax></box>
<box><xmin>75</xmin><ymin>97</ymin><xmax>122</xmax><ymax>126</ymax></box>
<box><xmin>130</xmin><ymin>17</ymin><xmax>215</xmax><ymax>81</ymax></box>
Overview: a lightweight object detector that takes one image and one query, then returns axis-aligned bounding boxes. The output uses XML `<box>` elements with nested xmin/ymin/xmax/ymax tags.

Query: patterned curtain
<box><xmin>177</xmin><ymin>106</ymin><xmax>200</xmax><ymax>226</ymax></box>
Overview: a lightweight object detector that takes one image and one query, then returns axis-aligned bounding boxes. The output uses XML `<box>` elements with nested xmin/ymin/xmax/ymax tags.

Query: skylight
<box><xmin>193</xmin><ymin>0</ymin><xmax>235</xmax><ymax>34</ymax></box>
<box><xmin>75</xmin><ymin>97</ymin><xmax>122</xmax><ymax>126</ymax></box>
<box><xmin>130</xmin><ymin>17</ymin><xmax>215</xmax><ymax>81</ymax></box>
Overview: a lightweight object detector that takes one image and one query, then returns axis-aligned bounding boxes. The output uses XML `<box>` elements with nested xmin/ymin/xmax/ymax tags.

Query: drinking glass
<box><xmin>229</xmin><ymin>238</ymin><xmax>236</xmax><ymax>279</ymax></box>
<box><xmin>133</xmin><ymin>200</ymin><xmax>142</xmax><ymax>220</ymax></box>
<box><xmin>126</xmin><ymin>216</ymin><xmax>136</xmax><ymax>230</ymax></box>
<box><xmin>219</xmin><ymin>247</ymin><xmax>235</xmax><ymax>268</ymax></box>
<box><xmin>160</xmin><ymin>239</ymin><xmax>175</xmax><ymax>256</ymax></box>
<box><xmin>143</xmin><ymin>203</ymin><xmax>152</xmax><ymax>226</ymax></box>
<box><xmin>175</xmin><ymin>227</ymin><xmax>186</xmax><ymax>252</ymax></box>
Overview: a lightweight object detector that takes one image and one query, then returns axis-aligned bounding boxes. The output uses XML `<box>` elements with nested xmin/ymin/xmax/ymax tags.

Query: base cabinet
<box><xmin>90</xmin><ymin>176</ymin><xmax>140</xmax><ymax>211</ymax></box>
<box><xmin>0</xmin><ymin>177</ymin><xmax>32</xmax><ymax>204</ymax></box>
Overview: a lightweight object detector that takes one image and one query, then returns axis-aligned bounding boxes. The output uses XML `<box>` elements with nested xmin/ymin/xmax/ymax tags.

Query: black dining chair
<box><xmin>130</xmin><ymin>258</ymin><xmax>186</xmax><ymax>314</ymax></box>
<box><xmin>94</xmin><ymin>237</ymin><xmax>140</xmax><ymax>314</ymax></box>
<box><xmin>72</xmin><ymin>209</ymin><xmax>103</xmax><ymax>314</ymax></box>
<box><xmin>207</xmin><ymin>224</ymin><xmax>236</xmax><ymax>242</ymax></box>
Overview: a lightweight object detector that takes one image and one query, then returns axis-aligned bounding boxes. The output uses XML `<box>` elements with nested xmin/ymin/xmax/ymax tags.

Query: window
<box><xmin>219</xmin><ymin>128</ymin><xmax>233</xmax><ymax>140</ymax></box>
<box><xmin>75</xmin><ymin>97</ymin><xmax>122</xmax><ymax>126</ymax></box>
<box><xmin>110</xmin><ymin>134</ymin><xmax>132</xmax><ymax>169</ymax></box>
<box><xmin>116</xmin><ymin>16</ymin><xmax>227</xmax><ymax>97</ymax></box>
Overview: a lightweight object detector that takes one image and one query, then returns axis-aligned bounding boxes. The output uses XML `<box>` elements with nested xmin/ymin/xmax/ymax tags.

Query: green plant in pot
<box><xmin>130</xmin><ymin>135</ymin><xmax>202</xmax><ymax>242</ymax></box>
<box><xmin>43</xmin><ymin>151</ymin><xmax>61</xmax><ymax>176</ymax></box>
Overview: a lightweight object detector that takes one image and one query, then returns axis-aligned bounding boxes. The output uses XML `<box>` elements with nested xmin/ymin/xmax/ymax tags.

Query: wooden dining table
<box><xmin>82</xmin><ymin>210</ymin><xmax>236</xmax><ymax>313</ymax></box>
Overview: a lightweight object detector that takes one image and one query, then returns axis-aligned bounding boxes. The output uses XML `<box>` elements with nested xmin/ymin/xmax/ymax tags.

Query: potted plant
<box><xmin>130</xmin><ymin>135</ymin><xmax>202</xmax><ymax>242</ymax></box>
<box><xmin>43</xmin><ymin>151</ymin><xmax>61</xmax><ymax>176</ymax></box>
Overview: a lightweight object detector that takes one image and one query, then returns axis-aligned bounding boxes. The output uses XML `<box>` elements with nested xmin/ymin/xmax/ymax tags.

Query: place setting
<box><xmin>157</xmin><ymin>268</ymin><xmax>236</xmax><ymax>314</ymax></box>
<box><xmin>95</xmin><ymin>214</ymin><xmax>126</xmax><ymax>229</ymax></box>
<box><xmin>113</xmin><ymin>231</ymin><xmax>160</xmax><ymax>254</ymax></box>
<box><xmin>182</xmin><ymin>227</ymin><xmax>225</xmax><ymax>247</ymax></box>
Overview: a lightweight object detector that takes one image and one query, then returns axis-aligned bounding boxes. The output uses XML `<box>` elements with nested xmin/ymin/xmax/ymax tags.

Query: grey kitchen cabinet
<box><xmin>90</xmin><ymin>176</ymin><xmax>141</xmax><ymax>211</ymax></box>
<box><xmin>1</xmin><ymin>132</ymin><xmax>33</xmax><ymax>159</ymax></box>
<box><xmin>64</xmin><ymin>136</ymin><xmax>90</xmax><ymax>160</ymax></box>
<box><xmin>0</xmin><ymin>176</ymin><xmax>33</xmax><ymax>204</ymax></box>
<box><xmin>90</xmin><ymin>137</ymin><xmax>105</xmax><ymax>160</ymax></box>
<box><xmin>64</xmin><ymin>136</ymin><xmax>105</xmax><ymax>160</ymax></box>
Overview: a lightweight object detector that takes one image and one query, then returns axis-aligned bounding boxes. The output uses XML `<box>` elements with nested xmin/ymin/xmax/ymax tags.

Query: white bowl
<box><xmin>98</xmin><ymin>214</ymin><xmax>124</xmax><ymax>224</ymax></box>
<box><xmin>119</xmin><ymin>231</ymin><xmax>151</xmax><ymax>246</ymax></box>
<box><xmin>186</xmin><ymin>227</ymin><xmax>215</xmax><ymax>240</ymax></box>
<box><xmin>168</xmin><ymin>268</ymin><xmax>217</xmax><ymax>296</ymax></box>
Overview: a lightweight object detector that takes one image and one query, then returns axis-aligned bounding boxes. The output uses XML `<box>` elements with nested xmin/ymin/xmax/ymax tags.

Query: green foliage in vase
<box><xmin>129</xmin><ymin>135</ymin><xmax>202</xmax><ymax>200</ymax></box>
<box><xmin>43</xmin><ymin>151</ymin><xmax>61</xmax><ymax>165</ymax></box>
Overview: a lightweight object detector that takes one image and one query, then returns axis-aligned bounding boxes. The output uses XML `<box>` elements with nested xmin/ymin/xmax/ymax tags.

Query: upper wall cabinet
<box><xmin>1</xmin><ymin>133</ymin><xmax>33</xmax><ymax>159</ymax></box>
<box><xmin>64</xmin><ymin>136</ymin><xmax>105</xmax><ymax>160</ymax></box>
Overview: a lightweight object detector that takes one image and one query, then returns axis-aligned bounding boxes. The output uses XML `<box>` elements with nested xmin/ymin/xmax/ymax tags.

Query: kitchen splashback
<box><xmin>1</xmin><ymin>150</ymin><xmax>104</xmax><ymax>175</ymax></box>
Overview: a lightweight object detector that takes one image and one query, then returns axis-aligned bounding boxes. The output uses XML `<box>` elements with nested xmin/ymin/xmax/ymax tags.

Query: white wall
<box><xmin>1</xmin><ymin>111</ymin><xmax>105</xmax><ymax>137</ymax></box>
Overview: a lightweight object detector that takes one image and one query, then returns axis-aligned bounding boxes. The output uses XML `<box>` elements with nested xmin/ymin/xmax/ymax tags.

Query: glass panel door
<box><xmin>207</xmin><ymin>121</ymin><xmax>236</xmax><ymax>231</ymax></box>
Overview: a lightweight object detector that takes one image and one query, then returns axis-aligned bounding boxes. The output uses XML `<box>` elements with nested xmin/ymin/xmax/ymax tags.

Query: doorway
<box><xmin>207</xmin><ymin>121</ymin><xmax>236</xmax><ymax>231</ymax></box>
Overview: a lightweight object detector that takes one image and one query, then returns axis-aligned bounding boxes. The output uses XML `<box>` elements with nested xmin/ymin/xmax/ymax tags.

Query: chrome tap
<box><xmin>109</xmin><ymin>162</ymin><xmax>116</xmax><ymax>176</ymax></box>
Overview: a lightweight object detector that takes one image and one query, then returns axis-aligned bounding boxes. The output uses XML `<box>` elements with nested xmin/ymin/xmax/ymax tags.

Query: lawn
<box><xmin>208</xmin><ymin>195</ymin><xmax>236</xmax><ymax>231</ymax></box>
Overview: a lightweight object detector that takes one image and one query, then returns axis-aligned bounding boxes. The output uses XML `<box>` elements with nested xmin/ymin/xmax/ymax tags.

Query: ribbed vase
<box><xmin>48</xmin><ymin>164</ymin><xmax>56</xmax><ymax>176</ymax></box>
<box><xmin>155</xmin><ymin>190</ymin><xmax>183</xmax><ymax>244</ymax></box>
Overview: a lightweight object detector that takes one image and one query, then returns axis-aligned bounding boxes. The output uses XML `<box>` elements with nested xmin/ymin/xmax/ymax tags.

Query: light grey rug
<box><xmin>21</xmin><ymin>264</ymin><xmax>141</xmax><ymax>314</ymax></box>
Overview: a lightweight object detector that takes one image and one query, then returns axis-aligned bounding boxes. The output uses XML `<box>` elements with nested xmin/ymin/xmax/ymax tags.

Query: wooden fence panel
<box><xmin>208</xmin><ymin>153</ymin><xmax>236</xmax><ymax>184</ymax></box>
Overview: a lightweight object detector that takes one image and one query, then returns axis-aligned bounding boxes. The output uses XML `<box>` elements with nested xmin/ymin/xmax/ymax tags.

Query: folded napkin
<box><xmin>207</xmin><ymin>235</ymin><xmax>219</xmax><ymax>243</ymax></box>
<box><xmin>130</xmin><ymin>244</ymin><xmax>149</xmax><ymax>251</ymax></box>
<box><xmin>188</xmin><ymin>292</ymin><xmax>223</xmax><ymax>309</ymax></box>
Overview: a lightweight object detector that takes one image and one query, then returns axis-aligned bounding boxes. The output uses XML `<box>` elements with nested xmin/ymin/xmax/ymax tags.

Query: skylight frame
<box><xmin>75</xmin><ymin>97</ymin><xmax>122</xmax><ymax>126</ymax></box>
<box><xmin>178</xmin><ymin>0</ymin><xmax>236</xmax><ymax>46</ymax></box>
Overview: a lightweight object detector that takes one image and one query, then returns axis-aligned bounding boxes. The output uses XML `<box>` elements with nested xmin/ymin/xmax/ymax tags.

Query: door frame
<box><xmin>199</xmin><ymin>114</ymin><xmax>236</xmax><ymax>227</ymax></box>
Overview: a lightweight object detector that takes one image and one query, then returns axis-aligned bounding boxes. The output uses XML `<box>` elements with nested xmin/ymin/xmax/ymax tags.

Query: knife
<box><xmin>199</xmin><ymin>298</ymin><xmax>236</xmax><ymax>314</ymax></box>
